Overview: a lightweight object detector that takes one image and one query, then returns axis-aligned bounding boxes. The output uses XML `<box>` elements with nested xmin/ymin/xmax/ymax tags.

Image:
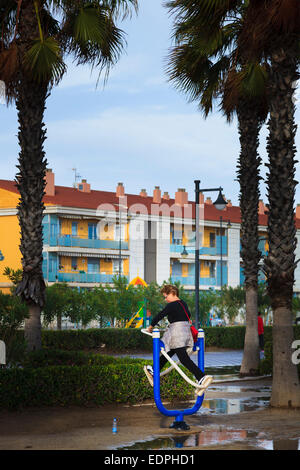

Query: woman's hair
<box><xmin>160</xmin><ymin>284</ymin><xmax>179</xmax><ymax>297</ymax></box>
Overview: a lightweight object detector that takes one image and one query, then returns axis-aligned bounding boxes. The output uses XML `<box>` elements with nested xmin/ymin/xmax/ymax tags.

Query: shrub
<box><xmin>41</xmin><ymin>328</ymin><xmax>153</xmax><ymax>352</ymax></box>
<box><xmin>21</xmin><ymin>349</ymin><xmax>142</xmax><ymax>368</ymax></box>
<box><xmin>0</xmin><ymin>362</ymin><xmax>193</xmax><ymax>409</ymax></box>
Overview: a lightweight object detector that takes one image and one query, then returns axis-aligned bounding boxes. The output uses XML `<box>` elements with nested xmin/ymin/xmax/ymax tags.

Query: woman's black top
<box><xmin>150</xmin><ymin>299</ymin><xmax>191</xmax><ymax>327</ymax></box>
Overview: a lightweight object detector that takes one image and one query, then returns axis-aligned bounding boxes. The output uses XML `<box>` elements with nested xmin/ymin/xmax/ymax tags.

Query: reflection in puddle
<box><xmin>211</xmin><ymin>385</ymin><xmax>271</xmax><ymax>394</ymax></box>
<box><xmin>117</xmin><ymin>432</ymin><xmax>300</xmax><ymax>451</ymax></box>
<box><xmin>199</xmin><ymin>396</ymin><xmax>270</xmax><ymax>415</ymax></box>
<box><xmin>118</xmin><ymin>429</ymin><xmax>255</xmax><ymax>450</ymax></box>
<box><xmin>257</xmin><ymin>439</ymin><xmax>300</xmax><ymax>450</ymax></box>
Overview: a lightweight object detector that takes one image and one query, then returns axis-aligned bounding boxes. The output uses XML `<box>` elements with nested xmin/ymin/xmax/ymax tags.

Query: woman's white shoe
<box><xmin>143</xmin><ymin>365</ymin><xmax>154</xmax><ymax>386</ymax></box>
<box><xmin>196</xmin><ymin>375</ymin><xmax>213</xmax><ymax>396</ymax></box>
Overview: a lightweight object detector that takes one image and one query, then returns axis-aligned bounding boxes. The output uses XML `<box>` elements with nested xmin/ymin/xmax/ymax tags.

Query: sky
<box><xmin>0</xmin><ymin>0</ymin><xmax>299</xmax><ymax>207</ymax></box>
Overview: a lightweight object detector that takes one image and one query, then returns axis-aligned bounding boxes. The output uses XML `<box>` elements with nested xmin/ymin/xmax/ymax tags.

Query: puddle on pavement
<box><xmin>117</xmin><ymin>433</ymin><xmax>300</xmax><ymax>450</ymax></box>
<box><xmin>210</xmin><ymin>385</ymin><xmax>271</xmax><ymax>394</ymax></box>
<box><xmin>256</xmin><ymin>438</ymin><xmax>300</xmax><ymax>450</ymax></box>
<box><xmin>116</xmin><ymin>396</ymin><xmax>274</xmax><ymax>450</ymax></box>
<box><xmin>117</xmin><ymin>429</ymin><xmax>257</xmax><ymax>450</ymax></box>
<box><xmin>198</xmin><ymin>396</ymin><xmax>270</xmax><ymax>415</ymax></box>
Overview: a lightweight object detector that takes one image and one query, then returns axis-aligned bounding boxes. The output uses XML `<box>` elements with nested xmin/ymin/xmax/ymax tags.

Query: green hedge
<box><xmin>21</xmin><ymin>349</ymin><xmax>143</xmax><ymax>368</ymax></box>
<box><xmin>40</xmin><ymin>326</ymin><xmax>280</xmax><ymax>352</ymax></box>
<box><xmin>41</xmin><ymin>328</ymin><xmax>153</xmax><ymax>352</ymax></box>
<box><xmin>203</xmin><ymin>326</ymin><xmax>246</xmax><ymax>349</ymax></box>
<box><xmin>40</xmin><ymin>326</ymin><xmax>247</xmax><ymax>352</ymax></box>
<box><xmin>0</xmin><ymin>361</ymin><xmax>193</xmax><ymax>410</ymax></box>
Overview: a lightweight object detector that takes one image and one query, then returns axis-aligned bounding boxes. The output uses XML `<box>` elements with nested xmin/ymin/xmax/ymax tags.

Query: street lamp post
<box><xmin>194</xmin><ymin>180</ymin><xmax>227</xmax><ymax>329</ymax></box>
<box><xmin>219</xmin><ymin>216</ymin><xmax>231</xmax><ymax>288</ymax></box>
<box><xmin>113</xmin><ymin>202</ymin><xmax>128</xmax><ymax>278</ymax></box>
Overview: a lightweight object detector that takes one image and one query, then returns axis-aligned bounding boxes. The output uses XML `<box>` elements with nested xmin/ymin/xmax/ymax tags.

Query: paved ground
<box><xmin>1</xmin><ymin>377</ymin><xmax>300</xmax><ymax>451</ymax></box>
<box><xmin>115</xmin><ymin>349</ymin><xmax>244</xmax><ymax>368</ymax></box>
<box><xmin>3</xmin><ymin>349</ymin><xmax>298</xmax><ymax>452</ymax></box>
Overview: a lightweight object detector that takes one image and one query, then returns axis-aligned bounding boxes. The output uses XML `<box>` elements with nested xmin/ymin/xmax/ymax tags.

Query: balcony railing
<box><xmin>170</xmin><ymin>275</ymin><xmax>217</xmax><ymax>286</ymax></box>
<box><xmin>170</xmin><ymin>236</ymin><xmax>227</xmax><ymax>256</ymax></box>
<box><xmin>45</xmin><ymin>233</ymin><xmax>128</xmax><ymax>250</ymax></box>
<box><xmin>54</xmin><ymin>272</ymin><xmax>129</xmax><ymax>283</ymax></box>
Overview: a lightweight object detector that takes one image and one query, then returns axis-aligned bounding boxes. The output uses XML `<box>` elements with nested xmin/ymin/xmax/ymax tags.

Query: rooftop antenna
<box><xmin>72</xmin><ymin>168</ymin><xmax>81</xmax><ymax>187</ymax></box>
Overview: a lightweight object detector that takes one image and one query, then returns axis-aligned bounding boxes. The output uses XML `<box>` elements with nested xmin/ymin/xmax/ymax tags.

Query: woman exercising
<box><xmin>144</xmin><ymin>284</ymin><xmax>212</xmax><ymax>391</ymax></box>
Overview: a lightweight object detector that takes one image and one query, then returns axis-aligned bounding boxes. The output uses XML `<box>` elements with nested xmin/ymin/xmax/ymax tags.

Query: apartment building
<box><xmin>1</xmin><ymin>169</ymin><xmax>300</xmax><ymax>294</ymax></box>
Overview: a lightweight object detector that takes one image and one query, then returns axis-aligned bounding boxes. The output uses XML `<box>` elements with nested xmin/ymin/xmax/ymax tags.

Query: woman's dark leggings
<box><xmin>159</xmin><ymin>347</ymin><xmax>204</xmax><ymax>381</ymax></box>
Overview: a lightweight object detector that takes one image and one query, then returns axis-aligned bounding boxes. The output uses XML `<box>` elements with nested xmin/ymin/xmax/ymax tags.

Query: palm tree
<box><xmin>165</xmin><ymin>0</ymin><xmax>267</xmax><ymax>375</ymax></box>
<box><xmin>0</xmin><ymin>0</ymin><xmax>138</xmax><ymax>351</ymax></box>
<box><xmin>238</xmin><ymin>0</ymin><xmax>300</xmax><ymax>407</ymax></box>
<box><xmin>224</xmin><ymin>63</ymin><xmax>269</xmax><ymax>375</ymax></box>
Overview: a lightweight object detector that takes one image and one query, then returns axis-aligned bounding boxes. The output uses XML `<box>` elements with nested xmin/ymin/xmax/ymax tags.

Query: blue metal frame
<box><xmin>152</xmin><ymin>328</ymin><xmax>205</xmax><ymax>427</ymax></box>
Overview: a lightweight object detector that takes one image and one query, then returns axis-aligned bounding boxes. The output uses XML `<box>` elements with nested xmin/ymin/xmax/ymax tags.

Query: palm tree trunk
<box><xmin>14</xmin><ymin>1</ymin><xmax>48</xmax><ymax>351</ymax></box>
<box><xmin>265</xmin><ymin>45</ymin><xmax>300</xmax><ymax>408</ymax></box>
<box><xmin>25</xmin><ymin>302</ymin><xmax>42</xmax><ymax>351</ymax></box>
<box><xmin>237</xmin><ymin>101</ymin><xmax>262</xmax><ymax>376</ymax></box>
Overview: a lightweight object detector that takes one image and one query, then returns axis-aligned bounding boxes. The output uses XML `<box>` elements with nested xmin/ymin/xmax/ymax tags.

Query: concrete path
<box><xmin>115</xmin><ymin>350</ymin><xmax>244</xmax><ymax>368</ymax></box>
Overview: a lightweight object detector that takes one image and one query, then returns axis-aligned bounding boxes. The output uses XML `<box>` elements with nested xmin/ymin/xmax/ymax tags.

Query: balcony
<box><xmin>170</xmin><ymin>275</ymin><xmax>217</xmax><ymax>286</ymax></box>
<box><xmin>46</xmin><ymin>234</ymin><xmax>128</xmax><ymax>251</ymax></box>
<box><xmin>55</xmin><ymin>272</ymin><xmax>129</xmax><ymax>283</ymax></box>
<box><xmin>170</xmin><ymin>236</ymin><xmax>227</xmax><ymax>256</ymax></box>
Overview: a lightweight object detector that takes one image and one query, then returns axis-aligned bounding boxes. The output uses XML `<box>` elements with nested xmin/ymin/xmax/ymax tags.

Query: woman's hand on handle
<box><xmin>147</xmin><ymin>325</ymin><xmax>153</xmax><ymax>334</ymax></box>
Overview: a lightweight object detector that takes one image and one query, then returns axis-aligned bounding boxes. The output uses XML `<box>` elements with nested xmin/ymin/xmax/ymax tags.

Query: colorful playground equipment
<box><xmin>125</xmin><ymin>302</ymin><xmax>146</xmax><ymax>328</ymax></box>
<box><xmin>125</xmin><ymin>276</ymin><xmax>149</xmax><ymax>329</ymax></box>
<box><xmin>141</xmin><ymin>327</ymin><xmax>206</xmax><ymax>431</ymax></box>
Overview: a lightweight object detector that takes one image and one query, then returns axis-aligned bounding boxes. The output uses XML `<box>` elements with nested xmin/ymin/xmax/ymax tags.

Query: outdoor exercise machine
<box><xmin>141</xmin><ymin>327</ymin><xmax>206</xmax><ymax>431</ymax></box>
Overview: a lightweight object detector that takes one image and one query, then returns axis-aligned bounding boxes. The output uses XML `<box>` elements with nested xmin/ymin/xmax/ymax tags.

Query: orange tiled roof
<box><xmin>0</xmin><ymin>178</ymin><xmax>297</xmax><ymax>228</ymax></box>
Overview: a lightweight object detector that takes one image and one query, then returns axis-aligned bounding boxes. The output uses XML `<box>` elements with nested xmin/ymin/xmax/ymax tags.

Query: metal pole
<box><xmin>194</xmin><ymin>180</ymin><xmax>200</xmax><ymax>329</ymax></box>
<box><xmin>119</xmin><ymin>207</ymin><xmax>122</xmax><ymax>277</ymax></box>
<box><xmin>220</xmin><ymin>215</ymin><xmax>223</xmax><ymax>288</ymax></box>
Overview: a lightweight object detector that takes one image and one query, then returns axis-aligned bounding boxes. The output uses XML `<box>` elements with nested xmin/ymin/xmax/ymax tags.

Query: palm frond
<box><xmin>102</xmin><ymin>0</ymin><xmax>138</xmax><ymax>20</ymax></box>
<box><xmin>0</xmin><ymin>41</ymin><xmax>18</xmax><ymax>82</ymax></box>
<box><xmin>240</xmin><ymin>62</ymin><xmax>268</xmax><ymax>98</ymax></box>
<box><xmin>23</xmin><ymin>36</ymin><xmax>66</xmax><ymax>85</ymax></box>
<box><xmin>222</xmin><ymin>62</ymin><xmax>269</xmax><ymax>121</ymax></box>
<box><xmin>48</xmin><ymin>0</ymin><xmax>138</xmax><ymax>20</ymax></box>
<box><xmin>61</xmin><ymin>4</ymin><xmax>125</xmax><ymax>83</ymax></box>
<box><xmin>0</xmin><ymin>41</ymin><xmax>18</xmax><ymax>103</ymax></box>
<box><xmin>239</xmin><ymin>0</ymin><xmax>300</xmax><ymax>59</ymax></box>
<box><xmin>165</xmin><ymin>0</ymin><xmax>241</xmax><ymax>26</ymax></box>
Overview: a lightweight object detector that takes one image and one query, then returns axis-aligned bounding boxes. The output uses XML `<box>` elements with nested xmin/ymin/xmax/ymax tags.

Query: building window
<box><xmin>209</xmin><ymin>232</ymin><xmax>216</xmax><ymax>247</ymax></box>
<box><xmin>88</xmin><ymin>258</ymin><xmax>99</xmax><ymax>273</ymax></box>
<box><xmin>71</xmin><ymin>257</ymin><xmax>77</xmax><ymax>270</ymax></box>
<box><xmin>115</xmin><ymin>224</ymin><xmax>125</xmax><ymax>241</ymax></box>
<box><xmin>88</xmin><ymin>223</ymin><xmax>97</xmax><ymax>240</ymax></box>
<box><xmin>112</xmin><ymin>259</ymin><xmax>122</xmax><ymax>274</ymax></box>
<box><xmin>72</xmin><ymin>222</ymin><xmax>78</xmax><ymax>236</ymax></box>
<box><xmin>203</xmin><ymin>260</ymin><xmax>216</xmax><ymax>278</ymax></box>
<box><xmin>171</xmin><ymin>224</ymin><xmax>183</xmax><ymax>245</ymax></box>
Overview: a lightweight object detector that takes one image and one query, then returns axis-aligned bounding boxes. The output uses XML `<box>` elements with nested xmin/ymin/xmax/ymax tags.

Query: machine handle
<box><xmin>141</xmin><ymin>328</ymin><xmax>153</xmax><ymax>337</ymax></box>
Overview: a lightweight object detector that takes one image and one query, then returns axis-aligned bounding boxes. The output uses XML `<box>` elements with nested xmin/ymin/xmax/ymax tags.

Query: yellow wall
<box><xmin>123</xmin><ymin>258</ymin><xmax>129</xmax><ymax>275</ymax></box>
<box><xmin>182</xmin><ymin>263</ymin><xmax>188</xmax><ymax>277</ymax></box>
<box><xmin>0</xmin><ymin>188</ymin><xmax>20</xmax><ymax>209</ymax></box>
<box><xmin>59</xmin><ymin>256</ymin><xmax>88</xmax><ymax>272</ymax></box>
<box><xmin>60</xmin><ymin>219</ymin><xmax>130</xmax><ymax>242</ymax></box>
<box><xmin>0</xmin><ymin>215</ymin><xmax>22</xmax><ymax>290</ymax></box>
<box><xmin>203</xmin><ymin>228</ymin><xmax>216</xmax><ymax>247</ymax></box>
<box><xmin>58</xmin><ymin>257</ymin><xmax>129</xmax><ymax>275</ymax></box>
<box><xmin>200</xmin><ymin>261</ymin><xmax>210</xmax><ymax>278</ymax></box>
<box><xmin>100</xmin><ymin>223</ymin><xmax>114</xmax><ymax>241</ymax></box>
<box><xmin>0</xmin><ymin>189</ymin><xmax>22</xmax><ymax>291</ymax></box>
<box><xmin>101</xmin><ymin>259</ymin><xmax>113</xmax><ymax>274</ymax></box>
